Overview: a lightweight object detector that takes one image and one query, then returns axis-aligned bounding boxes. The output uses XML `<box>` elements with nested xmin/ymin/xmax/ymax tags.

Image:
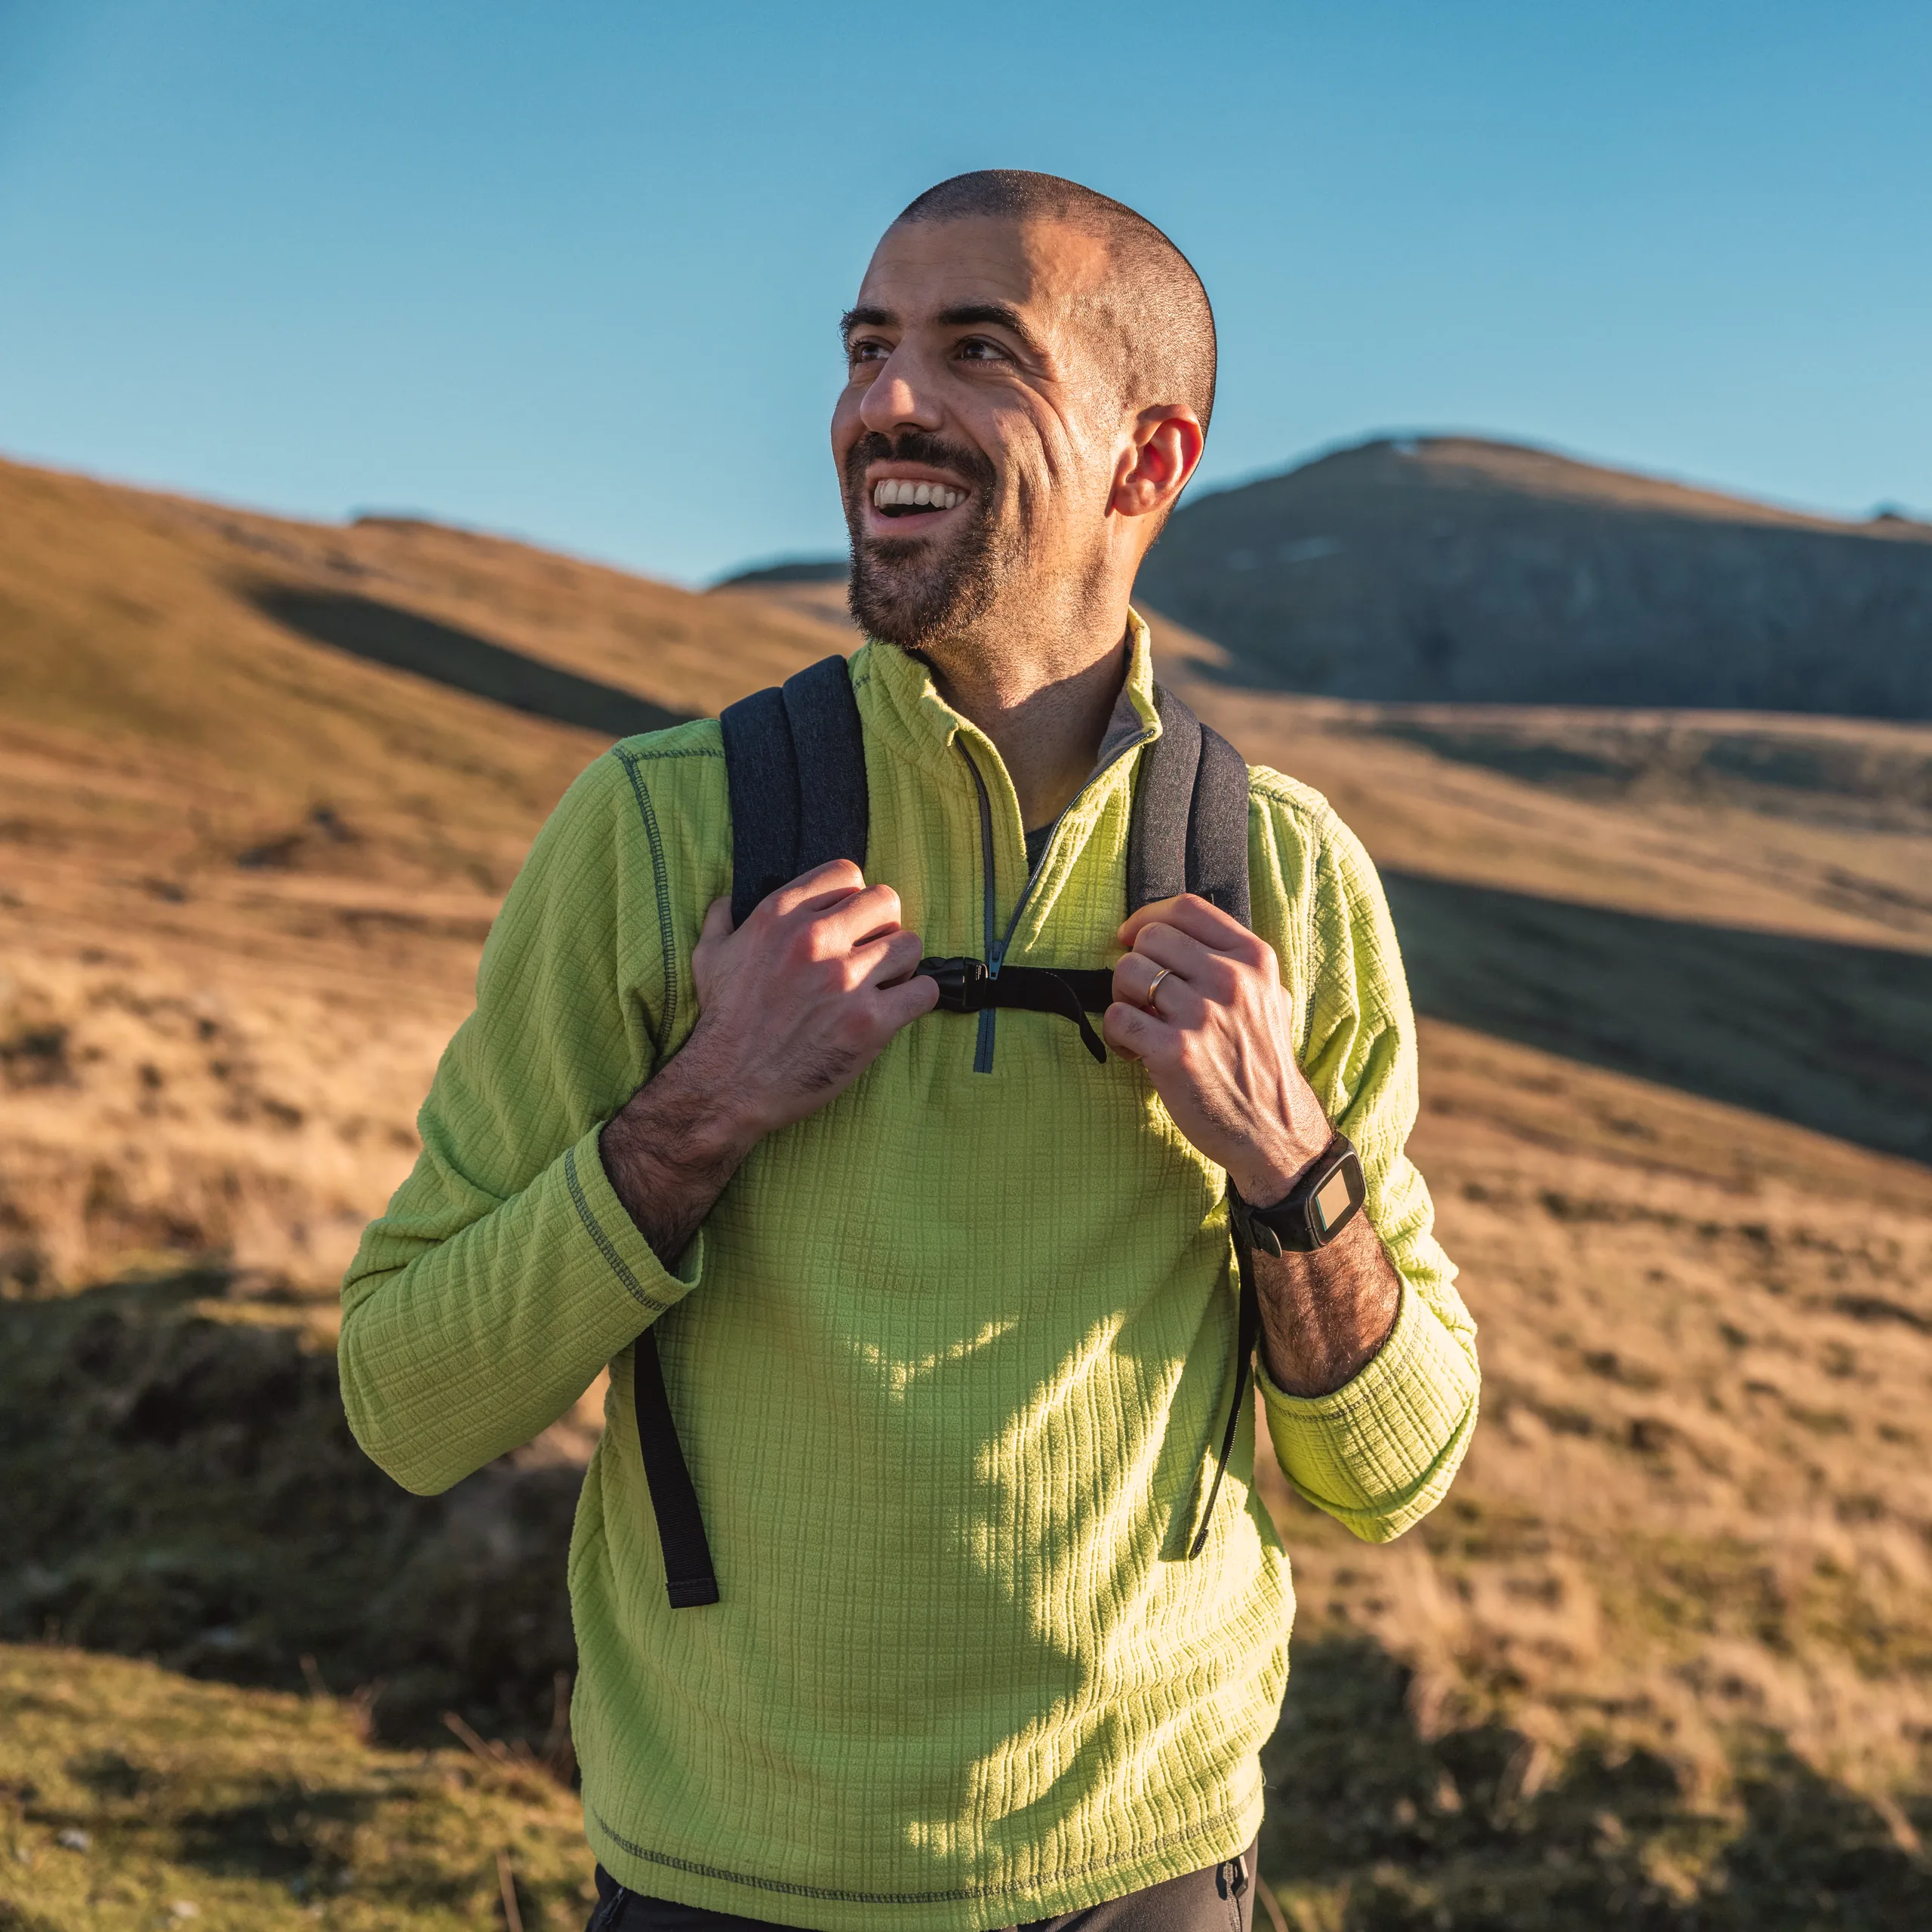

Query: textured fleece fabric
<box><xmin>339</xmin><ymin>614</ymin><xmax>1480</xmax><ymax>1931</ymax></box>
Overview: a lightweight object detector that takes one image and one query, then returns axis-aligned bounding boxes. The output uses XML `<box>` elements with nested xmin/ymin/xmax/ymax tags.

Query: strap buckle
<box><xmin>917</xmin><ymin>955</ymin><xmax>989</xmax><ymax>1013</ymax></box>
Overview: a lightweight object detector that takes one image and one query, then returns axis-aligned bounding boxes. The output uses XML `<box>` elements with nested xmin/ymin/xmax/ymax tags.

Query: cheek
<box><xmin>829</xmin><ymin>386</ymin><xmax>866</xmax><ymax>451</ymax></box>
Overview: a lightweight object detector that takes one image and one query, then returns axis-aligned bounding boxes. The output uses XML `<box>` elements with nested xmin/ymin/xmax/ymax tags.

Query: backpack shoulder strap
<box><xmin>640</xmin><ymin>654</ymin><xmax>867</xmax><ymax>1611</ymax></box>
<box><xmin>719</xmin><ymin>654</ymin><xmax>867</xmax><ymax>928</ymax></box>
<box><xmin>1128</xmin><ymin>682</ymin><xmax>1259</xmax><ymax>1564</ymax></box>
<box><xmin>1128</xmin><ymin>682</ymin><xmax>1252</xmax><ymax>928</ymax></box>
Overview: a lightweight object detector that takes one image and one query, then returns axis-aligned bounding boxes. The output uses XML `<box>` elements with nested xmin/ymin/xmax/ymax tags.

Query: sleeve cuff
<box><xmin>1257</xmin><ymin>1279</ymin><xmax>1480</xmax><ymax>1542</ymax></box>
<box><xmin>557</xmin><ymin>1122</ymin><xmax>706</xmax><ymax>1325</ymax></box>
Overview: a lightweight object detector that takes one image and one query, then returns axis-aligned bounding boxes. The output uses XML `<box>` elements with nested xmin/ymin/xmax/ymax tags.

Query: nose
<box><xmin>858</xmin><ymin>344</ymin><xmax>943</xmax><ymax>438</ymax></box>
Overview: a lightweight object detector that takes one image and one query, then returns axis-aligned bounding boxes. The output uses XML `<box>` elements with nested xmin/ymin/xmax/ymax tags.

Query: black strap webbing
<box><xmin>631</xmin><ymin>1327</ymin><xmax>720</xmax><ymax>1607</ymax></box>
<box><xmin>1189</xmin><ymin>1218</ymin><xmax>1263</xmax><ymax>1559</ymax></box>
<box><xmin>918</xmin><ymin>958</ymin><xmax>1112</xmax><ymax>1063</ymax></box>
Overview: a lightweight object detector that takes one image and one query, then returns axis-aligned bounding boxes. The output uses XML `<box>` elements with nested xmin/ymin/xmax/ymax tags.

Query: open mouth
<box><xmin>869</xmin><ymin>478</ymin><xmax>968</xmax><ymax>521</ymax></box>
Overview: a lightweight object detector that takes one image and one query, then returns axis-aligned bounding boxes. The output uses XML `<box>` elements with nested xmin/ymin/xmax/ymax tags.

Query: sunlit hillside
<box><xmin>4</xmin><ymin>452</ymin><xmax>1931</xmax><ymax>1929</ymax></box>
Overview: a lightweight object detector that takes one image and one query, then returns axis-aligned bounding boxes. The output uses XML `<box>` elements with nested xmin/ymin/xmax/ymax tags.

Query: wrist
<box><xmin>611</xmin><ymin>1036</ymin><xmax>758</xmax><ymax>1181</ymax></box>
<box><xmin>1231</xmin><ymin>1125</ymin><xmax>1334</xmax><ymax>1210</ymax></box>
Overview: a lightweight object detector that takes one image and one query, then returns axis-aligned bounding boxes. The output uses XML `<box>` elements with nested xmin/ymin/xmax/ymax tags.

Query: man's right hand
<box><xmin>686</xmin><ymin>860</ymin><xmax>939</xmax><ymax>1139</ymax></box>
<box><xmin>599</xmin><ymin>861</ymin><xmax>937</xmax><ymax>1263</ymax></box>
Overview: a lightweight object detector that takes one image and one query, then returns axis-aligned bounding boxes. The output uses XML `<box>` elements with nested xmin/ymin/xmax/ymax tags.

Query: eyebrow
<box><xmin>935</xmin><ymin>301</ymin><xmax>1038</xmax><ymax>353</ymax></box>
<box><xmin>839</xmin><ymin>300</ymin><xmax>1048</xmax><ymax>363</ymax></box>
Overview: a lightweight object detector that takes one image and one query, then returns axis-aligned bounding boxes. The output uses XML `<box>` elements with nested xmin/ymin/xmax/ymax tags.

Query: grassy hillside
<box><xmin>0</xmin><ymin>457</ymin><xmax>849</xmax><ymax>1291</ymax></box>
<box><xmin>0</xmin><ymin>1644</ymin><xmax>593</xmax><ymax>1931</ymax></box>
<box><xmin>4</xmin><ymin>451</ymin><xmax>1932</xmax><ymax>1927</ymax></box>
<box><xmin>1135</xmin><ymin>436</ymin><xmax>1932</xmax><ymax>715</ymax></box>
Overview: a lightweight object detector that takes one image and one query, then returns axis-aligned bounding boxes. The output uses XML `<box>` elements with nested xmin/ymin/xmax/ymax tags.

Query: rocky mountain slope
<box><xmin>1135</xmin><ymin>436</ymin><xmax>1932</xmax><ymax>715</ymax></box>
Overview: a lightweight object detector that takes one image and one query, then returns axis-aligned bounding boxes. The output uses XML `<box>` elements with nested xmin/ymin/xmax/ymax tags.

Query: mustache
<box><xmin>842</xmin><ymin>431</ymin><xmax>998</xmax><ymax>510</ymax></box>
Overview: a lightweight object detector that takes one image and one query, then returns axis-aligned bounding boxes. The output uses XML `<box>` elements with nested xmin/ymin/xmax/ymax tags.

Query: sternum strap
<box><xmin>917</xmin><ymin>957</ymin><xmax>1112</xmax><ymax>1064</ymax></box>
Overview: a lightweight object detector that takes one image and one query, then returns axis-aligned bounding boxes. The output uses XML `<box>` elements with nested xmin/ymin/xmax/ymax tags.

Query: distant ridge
<box><xmin>715</xmin><ymin>555</ymin><xmax>848</xmax><ymax>588</ymax></box>
<box><xmin>1137</xmin><ymin>436</ymin><xmax>1932</xmax><ymax>716</ymax></box>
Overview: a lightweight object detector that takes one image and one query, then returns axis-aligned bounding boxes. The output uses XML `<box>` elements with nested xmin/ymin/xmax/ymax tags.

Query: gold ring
<box><xmin>1146</xmin><ymin>966</ymin><xmax>1174</xmax><ymax>1013</ymax></box>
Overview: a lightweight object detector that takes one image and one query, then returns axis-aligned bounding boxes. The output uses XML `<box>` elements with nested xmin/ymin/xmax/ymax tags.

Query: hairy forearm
<box><xmin>598</xmin><ymin>1032</ymin><xmax>755</xmax><ymax>1266</ymax></box>
<box><xmin>1251</xmin><ymin>1212</ymin><xmax>1401</xmax><ymax>1397</ymax></box>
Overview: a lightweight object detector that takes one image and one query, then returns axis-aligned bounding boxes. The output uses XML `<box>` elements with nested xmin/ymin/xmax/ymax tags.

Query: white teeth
<box><xmin>872</xmin><ymin>480</ymin><xmax>963</xmax><ymax>511</ymax></box>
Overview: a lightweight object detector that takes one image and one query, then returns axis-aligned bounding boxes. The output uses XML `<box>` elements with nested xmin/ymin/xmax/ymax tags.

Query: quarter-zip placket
<box><xmin>953</xmin><ymin>718</ymin><xmax>1155</xmax><ymax>1074</ymax></box>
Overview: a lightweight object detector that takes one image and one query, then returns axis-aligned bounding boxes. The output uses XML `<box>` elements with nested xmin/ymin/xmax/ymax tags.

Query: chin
<box><xmin>846</xmin><ymin>530</ymin><xmax>996</xmax><ymax>652</ymax></box>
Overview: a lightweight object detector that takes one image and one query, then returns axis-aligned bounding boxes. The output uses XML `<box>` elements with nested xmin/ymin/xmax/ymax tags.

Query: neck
<box><xmin>918</xmin><ymin>583</ymin><xmax>1134</xmax><ymax>831</ymax></box>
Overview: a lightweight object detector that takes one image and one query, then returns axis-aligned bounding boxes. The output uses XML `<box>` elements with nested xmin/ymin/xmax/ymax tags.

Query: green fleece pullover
<box><xmin>339</xmin><ymin>616</ymin><xmax>1479</xmax><ymax>1929</ymax></box>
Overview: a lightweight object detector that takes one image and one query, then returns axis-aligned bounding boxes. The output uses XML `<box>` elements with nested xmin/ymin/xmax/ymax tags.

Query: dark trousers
<box><xmin>587</xmin><ymin>1840</ymin><xmax>1258</xmax><ymax>1932</ymax></box>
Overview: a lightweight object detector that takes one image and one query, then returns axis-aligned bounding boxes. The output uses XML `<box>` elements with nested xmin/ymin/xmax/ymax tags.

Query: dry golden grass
<box><xmin>5</xmin><ymin>451</ymin><xmax>1932</xmax><ymax>1924</ymax></box>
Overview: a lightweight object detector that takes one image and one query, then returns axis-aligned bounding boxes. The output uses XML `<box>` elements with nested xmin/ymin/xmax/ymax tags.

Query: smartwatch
<box><xmin>1230</xmin><ymin>1131</ymin><xmax>1366</xmax><ymax>1256</ymax></box>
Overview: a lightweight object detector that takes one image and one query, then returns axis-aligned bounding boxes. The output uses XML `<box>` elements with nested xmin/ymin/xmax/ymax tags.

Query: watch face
<box><xmin>1313</xmin><ymin>1168</ymin><xmax>1354</xmax><ymax>1234</ymax></box>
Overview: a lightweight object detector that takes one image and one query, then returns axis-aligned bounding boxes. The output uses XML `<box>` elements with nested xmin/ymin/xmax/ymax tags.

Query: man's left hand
<box><xmin>1106</xmin><ymin>893</ymin><xmax>1401</xmax><ymax>1397</ymax></box>
<box><xmin>1103</xmin><ymin>894</ymin><xmax>1334</xmax><ymax>1205</ymax></box>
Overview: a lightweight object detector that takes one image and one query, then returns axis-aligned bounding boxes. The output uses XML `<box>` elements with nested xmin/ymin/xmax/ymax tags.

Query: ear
<box><xmin>1109</xmin><ymin>405</ymin><xmax>1205</xmax><ymax>522</ymax></box>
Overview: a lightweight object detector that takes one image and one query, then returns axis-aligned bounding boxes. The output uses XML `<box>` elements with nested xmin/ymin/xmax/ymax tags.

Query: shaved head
<box><xmin>894</xmin><ymin>170</ymin><xmax>1217</xmax><ymax>435</ymax></box>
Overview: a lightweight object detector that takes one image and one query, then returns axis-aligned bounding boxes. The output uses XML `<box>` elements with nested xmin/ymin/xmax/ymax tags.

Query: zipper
<box><xmin>952</xmin><ymin>720</ymin><xmax>1155</xmax><ymax>1074</ymax></box>
<box><xmin>589</xmin><ymin>1882</ymin><xmax>631</xmax><ymax>1930</ymax></box>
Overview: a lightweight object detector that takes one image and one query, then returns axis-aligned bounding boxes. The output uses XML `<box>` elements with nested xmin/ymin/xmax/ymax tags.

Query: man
<box><xmin>340</xmin><ymin>171</ymin><xmax>1478</xmax><ymax>1930</ymax></box>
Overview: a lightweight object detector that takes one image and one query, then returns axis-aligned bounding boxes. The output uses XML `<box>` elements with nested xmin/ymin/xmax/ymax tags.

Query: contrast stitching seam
<box><xmin>564</xmin><ymin>1145</ymin><xmax>675</xmax><ymax>1315</ymax></box>
<box><xmin>586</xmin><ymin>1804</ymin><xmax>1243</xmax><ymax>1906</ymax></box>
<box><xmin>612</xmin><ymin>746</ymin><xmax>680</xmax><ymax>1042</ymax></box>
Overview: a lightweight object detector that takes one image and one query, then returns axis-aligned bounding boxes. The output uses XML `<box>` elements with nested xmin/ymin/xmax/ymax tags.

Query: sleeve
<box><xmin>1251</xmin><ymin>795</ymin><xmax>1481</xmax><ymax>1542</ymax></box>
<box><xmin>337</xmin><ymin>749</ymin><xmax>704</xmax><ymax>1495</ymax></box>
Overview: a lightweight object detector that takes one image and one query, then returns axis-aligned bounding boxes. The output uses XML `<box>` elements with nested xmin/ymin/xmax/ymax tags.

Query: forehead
<box><xmin>857</xmin><ymin>214</ymin><xmax>1112</xmax><ymax>339</ymax></box>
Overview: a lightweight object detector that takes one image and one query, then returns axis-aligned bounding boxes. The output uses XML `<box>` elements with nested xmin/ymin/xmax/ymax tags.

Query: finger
<box><xmin>698</xmin><ymin>895</ymin><xmax>734</xmax><ymax>945</ymax></box>
<box><xmin>1112</xmin><ymin>950</ymin><xmax>1160</xmax><ymax>1008</ymax></box>
<box><xmin>1112</xmin><ymin>949</ymin><xmax>1208</xmax><ymax>1023</ymax></box>
<box><xmin>873</xmin><ymin>968</ymin><xmax>941</xmax><ymax>1029</ymax></box>
<box><xmin>1126</xmin><ymin>919</ymin><xmax>1233</xmax><ymax>996</ymax></box>
<box><xmin>1118</xmin><ymin>892</ymin><xmax>1250</xmax><ymax>955</ymax></box>
<box><xmin>813</xmin><ymin>880</ymin><xmax>906</xmax><ymax>949</ymax></box>
<box><xmin>853</xmin><ymin>927</ymin><xmax>927</xmax><ymax>989</ymax></box>
<box><xmin>1102</xmin><ymin>999</ymin><xmax>1168</xmax><ymax>1063</ymax></box>
<box><xmin>764</xmin><ymin>858</ymin><xmax>868</xmax><ymax>918</ymax></box>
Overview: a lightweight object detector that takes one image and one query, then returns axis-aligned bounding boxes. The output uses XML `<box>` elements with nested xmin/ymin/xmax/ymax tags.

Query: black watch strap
<box><xmin>1231</xmin><ymin>1131</ymin><xmax>1366</xmax><ymax>1256</ymax></box>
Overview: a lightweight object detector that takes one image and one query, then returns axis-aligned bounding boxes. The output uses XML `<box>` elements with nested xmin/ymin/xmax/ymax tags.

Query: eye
<box><xmin>955</xmin><ymin>336</ymin><xmax>1011</xmax><ymax>364</ymax></box>
<box><xmin>847</xmin><ymin>335</ymin><xmax>890</xmax><ymax>366</ymax></box>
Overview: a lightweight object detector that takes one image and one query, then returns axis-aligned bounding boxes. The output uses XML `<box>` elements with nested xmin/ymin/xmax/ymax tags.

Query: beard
<box><xmin>841</xmin><ymin>430</ymin><xmax>1010</xmax><ymax>651</ymax></box>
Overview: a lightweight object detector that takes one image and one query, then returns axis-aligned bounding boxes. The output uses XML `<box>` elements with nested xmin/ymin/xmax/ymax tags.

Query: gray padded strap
<box><xmin>783</xmin><ymin>655</ymin><xmax>869</xmax><ymax>884</ymax></box>
<box><xmin>1186</xmin><ymin>722</ymin><xmax>1252</xmax><ymax>927</ymax></box>
<box><xmin>1129</xmin><ymin>684</ymin><xmax>1250</xmax><ymax>927</ymax></box>
<box><xmin>1126</xmin><ymin>683</ymin><xmax>1202</xmax><ymax>914</ymax></box>
<box><xmin>720</xmin><ymin>656</ymin><xmax>864</xmax><ymax>928</ymax></box>
<box><xmin>720</xmin><ymin>682</ymin><xmax>801</xmax><ymax>929</ymax></box>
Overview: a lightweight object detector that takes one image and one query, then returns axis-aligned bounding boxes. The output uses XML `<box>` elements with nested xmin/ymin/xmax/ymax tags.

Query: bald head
<box><xmin>894</xmin><ymin>171</ymin><xmax>1217</xmax><ymax>436</ymax></box>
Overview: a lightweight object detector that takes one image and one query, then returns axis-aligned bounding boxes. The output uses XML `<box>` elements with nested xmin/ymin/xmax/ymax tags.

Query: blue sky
<box><xmin>2</xmin><ymin>1</ymin><xmax>1927</xmax><ymax>585</ymax></box>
